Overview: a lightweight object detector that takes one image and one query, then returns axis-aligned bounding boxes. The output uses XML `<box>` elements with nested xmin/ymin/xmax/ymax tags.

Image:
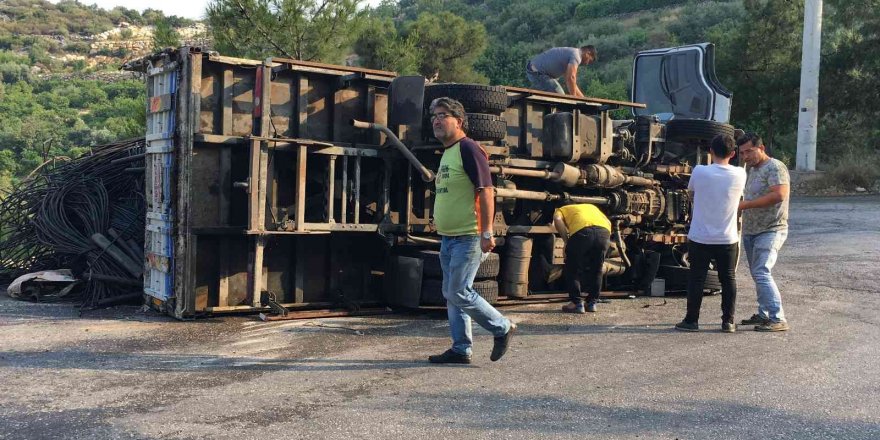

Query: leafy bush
<box><xmin>0</xmin><ymin>76</ymin><xmax>145</xmax><ymax>185</ymax></box>
<box><xmin>826</xmin><ymin>155</ymin><xmax>880</xmax><ymax>190</ymax></box>
<box><xmin>64</xmin><ymin>41</ymin><xmax>92</xmax><ymax>54</ymax></box>
<box><xmin>575</xmin><ymin>0</ymin><xmax>687</xmax><ymax>19</ymax></box>
<box><xmin>0</xmin><ymin>63</ymin><xmax>31</xmax><ymax>83</ymax></box>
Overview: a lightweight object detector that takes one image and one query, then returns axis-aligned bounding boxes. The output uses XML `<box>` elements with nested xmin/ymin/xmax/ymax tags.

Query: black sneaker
<box><xmin>755</xmin><ymin>321</ymin><xmax>790</xmax><ymax>332</ymax></box>
<box><xmin>740</xmin><ymin>314</ymin><xmax>770</xmax><ymax>326</ymax></box>
<box><xmin>721</xmin><ymin>322</ymin><xmax>736</xmax><ymax>333</ymax></box>
<box><xmin>490</xmin><ymin>323</ymin><xmax>516</xmax><ymax>362</ymax></box>
<box><xmin>428</xmin><ymin>349</ymin><xmax>472</xmax><ymax>364</ymax></box>
<box><xmin>674</xmin><ymin>320</ymin><xmax>699</xmax><ymax>332</ymax></box>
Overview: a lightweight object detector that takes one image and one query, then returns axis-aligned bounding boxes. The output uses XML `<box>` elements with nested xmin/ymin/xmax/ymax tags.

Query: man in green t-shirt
<box><xmin>426</xmin><ymin>97</ymin><xmax>515</xmax><ymax>365</ymax></box>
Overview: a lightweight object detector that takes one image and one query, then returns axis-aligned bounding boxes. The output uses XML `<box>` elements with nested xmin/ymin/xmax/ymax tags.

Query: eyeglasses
<box><xmin>430</xmin><ymin>112</ymin><xmax>453</xmax><ymax>122</ymax></box>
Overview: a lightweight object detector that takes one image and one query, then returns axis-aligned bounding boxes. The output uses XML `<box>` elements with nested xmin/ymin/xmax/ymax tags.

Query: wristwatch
<box><xmin>481</xmin><ymin>231</ymin><xmax>493</xmax><ymax>240</ymax></box>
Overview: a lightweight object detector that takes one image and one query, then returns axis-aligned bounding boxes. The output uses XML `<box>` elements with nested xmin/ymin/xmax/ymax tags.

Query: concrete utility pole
<box><xmin>796</xmin><ymin>0</ymin><xmax>823</xmax><ymax>171</ymax></box>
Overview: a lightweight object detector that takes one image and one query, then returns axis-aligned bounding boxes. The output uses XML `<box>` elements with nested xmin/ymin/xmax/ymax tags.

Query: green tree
<box><xmin>205</xmin><ymin>0</ymin><xmax>365</xmax><ymax>62</ymax></box>
<box><xmin>152</xmin><ymin>18</ymin><xmax>181</xmax><ymax>51</ymax></box>
<box><xmin>711</xmin><ymin>0</ymin><xmax>804</xmax><ymax>160</ymax></box>
<box><xmin>406</xmin><ymin>11</ymin><xmax>488</xmax><ymax>83</ymax></box>
<box><xmin>353</xmin><ymin>18</ymin><xmax>421</xmax><ymax>74</ymax></box>
<box><xmin>0</xmin><ymin>149</ymin><xmax>18</xmax><ymax>192</ymax></box>
<box><xmin>816</xmin><ymin>0</ymin><xmax>880</xmax><ymax>161</ymax></box>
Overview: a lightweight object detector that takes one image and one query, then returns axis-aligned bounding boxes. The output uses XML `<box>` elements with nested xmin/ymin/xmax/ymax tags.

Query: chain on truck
<box><xmin>126</xmin><ymin>43</ymin><xmax>735</xmax><ymax>319</ymax></box>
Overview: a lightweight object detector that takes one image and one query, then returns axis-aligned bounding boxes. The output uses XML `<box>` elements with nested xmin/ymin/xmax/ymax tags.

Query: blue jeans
<box><xmin>742</xmin><ymin>230</ymin><xmax>788</xmax><ymax>322</ymax></box>
<box><xmin>527</xmin><ymin>70</ymin><xmax>564</xmax><ymax>94</ymax></box>
<box><xmin>440</xmin><ymin>235</ymin><xmax>511</xmax><ymax>356</ymax></box>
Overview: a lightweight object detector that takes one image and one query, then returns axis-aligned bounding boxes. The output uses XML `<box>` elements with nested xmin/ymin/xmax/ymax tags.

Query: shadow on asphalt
<box><xmin>398</xmin><ymin>390</ymin><xmax>880</xmax><ymax>437</ymax></box>
<box><xmin>520</xmin><ymin>323</ymin><xmax>680</xmax><ymax>335</ymax></box>
<box><xmin>0</xmin><ymin>350</ymin><xmax>470</xmax><ymax>372</ymax></box>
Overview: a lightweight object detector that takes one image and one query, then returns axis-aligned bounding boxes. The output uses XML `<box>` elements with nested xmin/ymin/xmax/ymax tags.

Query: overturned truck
<box><xmin>133</xmin><ymin>43</ymin><xmax>734</xmax><ymax>319</ymax></box>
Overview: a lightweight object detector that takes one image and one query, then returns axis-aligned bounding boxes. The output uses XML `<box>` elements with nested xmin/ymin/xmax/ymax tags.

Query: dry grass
<box><xmin>798</xmin><ymin>154</ymin><xmax>880</xmax><ymax>194</ymax></box>
<box><xmin>826</xmin><ymin>155</ymin><xmax>880</xmax><ymax>190</ymax></box>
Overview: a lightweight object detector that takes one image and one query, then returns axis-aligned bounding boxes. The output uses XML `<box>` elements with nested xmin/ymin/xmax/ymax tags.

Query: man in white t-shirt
<box><xmin>675</xmin><ymin>134</ymin><xmax>746</xmax><ymax>333</ymax></box>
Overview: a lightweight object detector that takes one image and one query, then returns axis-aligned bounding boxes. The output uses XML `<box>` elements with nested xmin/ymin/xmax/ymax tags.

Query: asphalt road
<box><xmin>1</xmin><ymin>196</ymin><xmax>878</xmax><ymax>440</ymax></box>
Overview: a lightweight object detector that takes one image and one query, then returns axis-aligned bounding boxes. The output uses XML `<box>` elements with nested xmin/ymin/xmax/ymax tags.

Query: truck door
<box><xmin>631</xmin><ymin>43</ymin><xmax>732</xmax><ymax>123</ymax></box>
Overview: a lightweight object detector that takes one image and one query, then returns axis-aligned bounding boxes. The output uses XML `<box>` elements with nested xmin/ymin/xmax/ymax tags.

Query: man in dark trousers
<box><xmin>554</xmin><ymin>202</ymin><xmax>611</xmax><ymax>313</ymax></box>
<box><xmin>426</xmin><ymin>97</ymin><xmax>515</xmax><ymax>364</ymax></box>
<box><xmin>526</xmin><ymin>46</ymin><xmax>597</xmax><ymax>97</ymax></box>
<box><xmin>675</xmin><ymin>134</ymin><xmax>746</xmax><ymax>333</ymax></box>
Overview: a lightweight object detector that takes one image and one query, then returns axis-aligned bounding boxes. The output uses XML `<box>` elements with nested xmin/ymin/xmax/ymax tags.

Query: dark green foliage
<box><xmin>0</xmin><ymin>63</ymin><xmax>31</xmax><ymax>84</ymax></box>
<box><xmin>0</xmin><ymin>0</ymin><xmax>194</xmax><ymax>39</ymax></box>
<box><xmin>0</xmin><ymin>52</ymin><xmax>145</xmax><ymax>192</ymax></box>
<box><xmin>575</xmin><ymin>0</ymin><xmax>688</xmax><ymax>19</ymax></box>
<box><xmin>405</xmin><ymin>11</ymin><xmax>489</xmax><ymax>82</ymax></box>
<box><xmin>152</xmin><ymin>18</ymin><xmax>181</xmax><ymax>51</ymax></box>
<box><xmin>353</xmin><ymin>18</ymin><xmax>421</xmax><ymax>74</ymax></box>
<box><xmin>205</xmin><ymin>0</ymin><xmax>364</xmax><ymax>62</ymax></box>
<box><xmin>63</xmin><ymin>41</ymin><xmax>92</xmax><ymax>54</ymax></box>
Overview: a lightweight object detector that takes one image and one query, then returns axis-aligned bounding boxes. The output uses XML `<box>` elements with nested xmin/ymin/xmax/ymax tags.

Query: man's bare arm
<box><xmin>564</xmin><ymin>63</ymin><xmax>584</xmax><ymax>97</ymax></box>
<box><xmin>553</xmin><ymin>214</ymin><xmax>570</xmax><ymax>243</ymax></box>
<box><xmin>739</xmin><ymin>184</ymin><xmax>789</xmax><ymax>210</ymax></box>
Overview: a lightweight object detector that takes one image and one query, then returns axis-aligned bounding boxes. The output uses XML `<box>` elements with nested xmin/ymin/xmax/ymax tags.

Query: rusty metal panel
<box><xmin>504</xmin><ymin>105</ymin><xmax>522</xmax><ymax>153</ymax></box>
<box><xmin>231</xmin><ymin>68</ymin><xmax>256</xmax><ymax>136</ymax></box>
<box><xmin>270</xmin><ymin>74</ymin><xmax>295</xmax><ymax>137</ymax></box>
<box><xmin>189</xmin><ymin>144</ymin><xmax>222</xmax><ymax>228</ymax></box>
<box><xmin>198</xmin><ymin>68</ymin><xmax>219</xmax><ymax>133</ymax></box>
<box><xmin>143</xmin><ymin>55</ymin><xmax>178</xmax><ymax>303</ymax></box>
<box><xmin>525</xmin><ymin>102</ymin><xmax>546</xmax><ymax>158</ymax></box>
<box><xmin>306</xmin><ymin>78</ymin><xmax>332</xmax><ymax>141</ymax></box>
<box><xmin>333</xmin><ymin>87</ymin><xmax>366</xmax><ymax>143</ymax></box>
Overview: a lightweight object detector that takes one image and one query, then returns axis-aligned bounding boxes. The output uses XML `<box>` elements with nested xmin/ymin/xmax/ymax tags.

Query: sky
<box><xmin>47</xmin><ymin>0</ymin><xmax>385</xmax><ymax>20</ymax></box>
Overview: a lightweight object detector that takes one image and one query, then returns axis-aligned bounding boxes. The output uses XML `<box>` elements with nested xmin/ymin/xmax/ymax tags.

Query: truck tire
<box><xmin>703</xmin><ymin>270</ymin><xmax>722</xmax><ymax>292</ymax></box>
<box><xmin>424</xmin><ymin>83</ymin><xmax>508</xmax><ymax>115</ymax></box>
<box><xmin>421</xmin><ymin>250</ymin><xmax>500</xmax><ymax>279</ymax></box>
<box><xmin>475</xmin><ymin>252</ymin><xmax>500</xmax><ymax>279</ymax></box>
<box><xmin>665</xmin><ymin>119</ymin><xmax>734</xmax><ymax>144</ymax></box>
<box><xmin>659</xmin><ymin>265</ymin><xmax>722</xmax><ymax>293</ymax></box>
<box><xmin>466</xmin><ymin>113</ymin><xmax>507</xmax><ymax>142</ymax></box>
<box><xmin>473</xmin><ymin>280</ymin><xmax>500</xmax><ymax>304</ymax></box>
<box><xmin>421</xmin><ymin>279</ymin><xmax>500</xmax><ymax>305</ymax></box>
<box><xmin>419</xmin><ymin>250</ymin><xmax>442</xmax><ymax>278</ymax></box>
<box><xmin>421</xmin><ymin>279</ymin><xmax>445</xmax><ymax>305</ymax></box>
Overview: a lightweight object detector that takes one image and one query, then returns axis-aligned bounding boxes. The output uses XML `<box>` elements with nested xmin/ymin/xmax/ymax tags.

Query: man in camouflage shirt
<box><xmin>737</xmin><ymin>133</ymin><xmax>791</xmax><ymax>332</ymax></box>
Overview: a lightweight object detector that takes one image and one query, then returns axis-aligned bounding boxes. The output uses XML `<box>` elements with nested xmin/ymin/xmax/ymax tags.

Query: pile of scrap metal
<box><xmin>0</xmin><ymin>138</ymin><xmax>146</xmax><ymax>308</ymax></box>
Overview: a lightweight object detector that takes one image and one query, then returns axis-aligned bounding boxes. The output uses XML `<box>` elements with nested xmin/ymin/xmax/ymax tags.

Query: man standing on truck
<box><xmin>553</xmin><ymin>202</ymin><xmax>611</xmax><ymax>314</ymax></box>
<box><xmin>675</xmin><ymin>134</ymin><xmax>746</xmax><ymax>333</ymax></box>
<box><xmin>737</xmin><ymin>132</ymin><xmax>791</xmax><ymax>332</ymax></box>
<box><xmin>526</xmin><ymin>46</ymin><xmax>597</xmax><ymax>97</ymax></box>
<box><xmin>427</xmin><ymin>97</ymin><xmax>516</xmax><ymax>364</ymax></box>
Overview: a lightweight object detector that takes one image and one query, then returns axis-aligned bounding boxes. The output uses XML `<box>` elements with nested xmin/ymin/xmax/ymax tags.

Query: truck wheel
<box><xmin>475</xmin><ymin>252</ymin><xmax>500</xmax><ymax>279</ymax></box>
<box><xmin>466</xmin><ymin>113</ymin><xmax>507</xmax><ymax>142</ymax></box>
<box><xmin>703</xmin><ymin>270</ymin><xmax>722</xmax><ymax>292</ymax></box>
<box><xmin>659</xmin><ymin>265</ymin><xmax>723</xmax><ymax>293</ymax></box>
<box><xmin>424</xmin><ymin>83</ymin><xmax>508</xmax><ymax>115</ymax></box>
<box><xmin>422</xmin><ymin>250</ymin><xmax>499</xmax><ymax>279</ymax></box>
<box><xmin>420</xmin><ymin>279</ymin><xmax>445</xmax><ymax>306</ymax></box>
<box><xmin>665</xmin><ymin>119</ymin><xmax>734</xmax><ymax>144</ymax></box>
<box><xmin>419</xmin><ymin>250</ymin><xmax>442</xmax><ymax>278</ymax></box>
<box><xmin>473</xmin><ymin>280</ymin><xmax>500</xmax><ymax>304</ymax></box>
<box><xmin>421</xmin><ymin>279</ymin><xmax>500</xmax><ymax>305</ymax></box>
